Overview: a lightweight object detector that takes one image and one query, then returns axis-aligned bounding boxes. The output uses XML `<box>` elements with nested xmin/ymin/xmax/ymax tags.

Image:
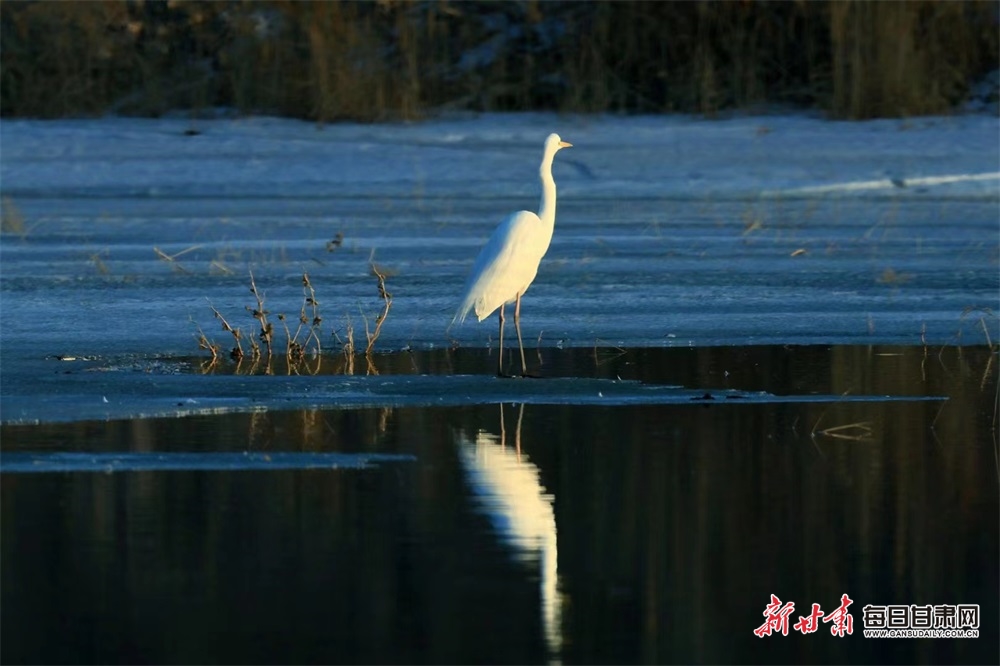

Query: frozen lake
<box><xmin>1</xmin><ymin>112</ymin><xmax>997</xmax><ymax>421</ymax></box>
<box><xmin>1</xmin><ymin>113</ymin><xmax>997</xmax><ymax>364</ymax></box>
<box><xmin>1</xmin><ymin>113</ymin><xmax>998</xmax><ymax>663</ymax></box>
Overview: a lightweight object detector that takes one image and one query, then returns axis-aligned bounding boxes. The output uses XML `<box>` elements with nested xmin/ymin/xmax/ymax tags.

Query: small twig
<box><xmin>365</xmin><ymin>263</ymin><xmax>392</xmax><ymax>355</ymax></box>
<box><xmin>277</xmin><ymin>313</ymin><xmax>304</xmax><ymax>365</ymax></box>
<box><xmin>208</xmin><ymin>301</ymin><xmax>244</xmax><ymax>361</ymax></box>
<box><xmin>154</xmin><ymin>245</ymin><xmax>200</xmax><ymax>274</ymax></box>
<box><xmin>195</xmin><ymin>324</ymin><xmax>220</xmax><ymax>363</ymax></box>
<box><xmin>343</xmin><ymin>322</ymin><xmax>355</xmax><ymax>375</ymax></box>
<box><xmin>333</xmin><ymin>315</ymin><xmax>355</xmax><ymax>355</ymax></box>
<box><xmin>209</xmin><ymin>260</ymin><xmax>233</xmax><ymax>275</ymax></box>
<box><xmin>302</xmin><ymin>273</ymin><xmax>322</xmax><ymax>357</ymax></box>
<box><xmin>247</xmin><ymin>332</ymin><xmax>261</xmax><ymax>362</ymax></box>
<box><xmin>246</xmin><ymin>269</ymin><xmax>273</xmax><ymax>359</ymax></box>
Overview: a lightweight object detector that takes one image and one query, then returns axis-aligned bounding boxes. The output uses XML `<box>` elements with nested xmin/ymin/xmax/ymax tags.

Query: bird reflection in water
<box><xmin>455</xmin><ymin>403</ymin><xmax>563</xmax><ymax>661</ymax></box>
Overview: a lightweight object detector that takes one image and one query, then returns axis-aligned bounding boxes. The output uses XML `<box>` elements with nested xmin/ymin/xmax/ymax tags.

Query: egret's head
<box><xmin>546</xmin><ymin>133</ymin><xmax>572</xmax><ymax>153</ymax></box>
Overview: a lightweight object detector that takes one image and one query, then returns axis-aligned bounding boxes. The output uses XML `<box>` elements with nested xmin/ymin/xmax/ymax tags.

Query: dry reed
<box><xmin>198</xmin><ymin>267</ymin><xmax>391</xmax><ymax>375</ymax></box>
<box><xmin>2</xmin><ymin>1</ymin><xmax>996</xmax><ymax>120</ymax></box>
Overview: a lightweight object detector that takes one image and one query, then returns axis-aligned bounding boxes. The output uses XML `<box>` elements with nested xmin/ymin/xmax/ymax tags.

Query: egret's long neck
<box><xmin>537</xmin><ymin>150</ymin><xmax>558</xmax><ymax>229</ymax></box>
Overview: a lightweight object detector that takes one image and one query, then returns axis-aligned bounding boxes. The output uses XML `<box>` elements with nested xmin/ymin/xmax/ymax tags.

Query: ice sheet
<box><xmin>0</xmin><ymin>112</ymin><xmax>996</xmax><ymax>422</ymax></box>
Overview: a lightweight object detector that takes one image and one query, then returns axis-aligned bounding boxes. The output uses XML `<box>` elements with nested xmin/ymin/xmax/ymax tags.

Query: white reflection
<box><xmin>455</xmin><ymin>403</ymin><xmax>563</xmax><ymax>661</ymax></box>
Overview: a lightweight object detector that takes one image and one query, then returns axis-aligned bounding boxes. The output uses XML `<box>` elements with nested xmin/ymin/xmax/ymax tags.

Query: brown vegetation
<box><xmin>2</xmin><ymin>1</ymin><xmax>996</xmax><ymax>121</ymax></box>
<box><xmin>197</xmin><ymin>266</ymin><xmax>392</xmax><ymax>376</ymax></box>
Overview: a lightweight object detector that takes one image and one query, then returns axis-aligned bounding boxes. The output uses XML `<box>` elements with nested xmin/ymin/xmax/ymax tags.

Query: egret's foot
<box><xmin>520</xmin><ymin>369</ymin><xmax>543</xmax><ymax>379</ymax></box>
<box><xmin>496</xmin><ymin>369</ymin><xmax>516</xmax><ymax>379</ymax></box>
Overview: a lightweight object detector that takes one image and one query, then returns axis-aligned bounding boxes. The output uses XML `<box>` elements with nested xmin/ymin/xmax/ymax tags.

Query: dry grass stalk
<box><xmin>364</xmin><ymin>263</ymin><xmax>392</xmax><ymax>356</ymax></box>
<box><xmin>334</xmin><ymin>314</ymin><xmax>355</xmax><ymax>356</ymax></box>
<box><xmin>209</xmin><ymin>260</ymin><xmax>234</xmax><ymax>276</ymax></box>
<box><xmin>276</xmin><ymin>313</ymin><xmax>302</xmax><ymax>369</ymax></box>
<box><xmin>342</xmin><ymin>320</ymin><xmax>356</xmax><ymax>375</ymax></box>
<box><xmin>246</xmin><ymin>269</ymin><xmax>273</xmax><ymax>360</ymax></box>
<box><xmin>195</xmin><ymin>324</ymin><xmax>220</xmax><ymax>365</ymax></box>
<box><xmin>3</xmin><ymin>2</ymin><xmax>995</xmax><ymax>120</ymax></box>
<box><xmin>208</xmin><ymin>301</ymin><xmax>244</xmax><ymax>361</ymax></box>
<box><xmin>299</xmin><ymin>273</ymin><xmax>323</xmax><ymax>357</ymax></box>
<box><xmin>196</xmin><ymin>266</ymin><xmax>388</xmax><ymax>375</ymax></box>
<box><xmin>153</xmin><ymin>245</ymin><xmax>200</xmax><ymax>274</ymax></box>
<box><xmin>332</xmin><ymin>315</ymin><xmax>356</xmax><ymax>376</ymax></box>
<box><xmin>827</xmin><ymin>1</ymin><xmax>987</xmax><ymax>118</ymax></box>
<box><xmin>275</xmin><ymin>276</ymin><xmax>321</xmax><ymax>371</ymax></box>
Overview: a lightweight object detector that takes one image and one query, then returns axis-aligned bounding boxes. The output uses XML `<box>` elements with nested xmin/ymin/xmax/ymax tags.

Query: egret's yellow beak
<box><xmin>559</xmin><ymin>141</ymin><xmax>573</xmax><ymax>148</ymax></box>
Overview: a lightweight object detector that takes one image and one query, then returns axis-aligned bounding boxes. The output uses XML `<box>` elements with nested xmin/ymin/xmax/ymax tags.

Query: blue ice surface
<box><xmin>1</xmin><ymin>113</ymin><xmax>996</xmax><ymax>356</ymax></box>
<box><xmin>0</xmin><ymin>369</ymin><xmax>947</xmax><ymax>426</ymax></box>
<box><xmin>0</xmin><ymin>113</ymin><xmax>995</xmax><ymax>424</ymax></box>
<box><xmin>0</xmin><ymin>451</ymin><xmax>417</xmax><ymax>473</ymax></box>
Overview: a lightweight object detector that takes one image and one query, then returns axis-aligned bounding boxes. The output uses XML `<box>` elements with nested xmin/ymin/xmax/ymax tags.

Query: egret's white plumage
<box><xmin>453</xmin><ymin>133</ymin><xmax>572</xmax><ymax>376</ymax></box>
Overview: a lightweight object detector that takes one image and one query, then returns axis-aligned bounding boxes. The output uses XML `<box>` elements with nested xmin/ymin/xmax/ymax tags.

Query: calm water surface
<box><xmin>2</xmin><ymin>345</ymin><xmax>997</xmax><ymax>664</ymax></box>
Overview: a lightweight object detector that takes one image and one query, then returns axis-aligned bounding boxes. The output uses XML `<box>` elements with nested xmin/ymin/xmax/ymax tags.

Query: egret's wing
<box><xmin>454</xmin><ymin>211</ymin><xmax>541</xmax><ymax>324</ymax></box>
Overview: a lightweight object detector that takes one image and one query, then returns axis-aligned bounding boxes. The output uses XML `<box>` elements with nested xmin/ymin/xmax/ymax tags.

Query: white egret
<box><xmin>453</xmin><ymin>133</ymin><xmax>572</xmax><ymax>377</ymax></box>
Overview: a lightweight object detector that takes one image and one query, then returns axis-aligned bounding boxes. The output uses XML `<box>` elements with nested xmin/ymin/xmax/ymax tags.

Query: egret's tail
<box><xmin>451</xmin><ymin>300</ymin><xmax>473</xmax><ymax>328</ymax></box>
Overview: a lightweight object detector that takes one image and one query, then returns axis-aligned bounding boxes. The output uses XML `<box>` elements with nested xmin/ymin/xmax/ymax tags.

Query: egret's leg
<box><xmin>497</xmin><ymin>303</ymin><xmax>506</xmax><ymax>377</ymax></box>
<box><xmin>514</xmin><ymin>293</ymin><xmax>527</xmax><ymax>375</ymax></box>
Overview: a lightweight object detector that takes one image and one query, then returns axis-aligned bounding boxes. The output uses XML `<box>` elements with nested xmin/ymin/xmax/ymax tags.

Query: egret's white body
<box><xmin>453</xmin><ymin>133</ymin><xmax>572</xmax><ymax>376</ymax></box>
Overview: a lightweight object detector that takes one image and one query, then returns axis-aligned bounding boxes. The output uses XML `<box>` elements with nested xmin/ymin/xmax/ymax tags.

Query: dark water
<box><xmin>2</xmin><ymin>345</ymin><xmax>997</xmax><ymax>664</ymax></box>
